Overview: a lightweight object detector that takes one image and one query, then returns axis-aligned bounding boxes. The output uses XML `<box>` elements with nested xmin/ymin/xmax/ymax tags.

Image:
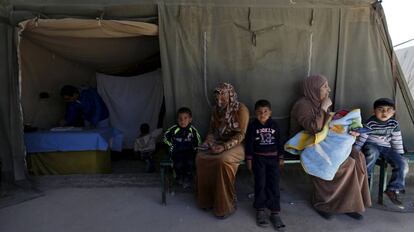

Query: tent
<box><xmin>396</xmin><ymin>45</ymin><xmax>414</xmax><ymax>98</ymax></box>
<box><xmin>1</xmin><ymin>0</ymin><xmax>414</xmax><ymax>189</ymax></box>
<box><xmin>18</xmin><ymin>18</ymin><xmax>163</xmax><ymax>149</ymax></box>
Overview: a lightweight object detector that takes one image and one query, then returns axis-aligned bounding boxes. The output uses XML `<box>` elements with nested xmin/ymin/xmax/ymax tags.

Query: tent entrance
<box><xmin>18</xmin><ymin>18</ymin><xmax>164</xmax><ymax>175</ymax></box>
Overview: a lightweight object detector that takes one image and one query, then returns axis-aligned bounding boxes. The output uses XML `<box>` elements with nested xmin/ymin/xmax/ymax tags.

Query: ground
<box><xmin>0</xmin><ymin>160</ymin><xmax>413</xmax><ymax>232</ymax></box>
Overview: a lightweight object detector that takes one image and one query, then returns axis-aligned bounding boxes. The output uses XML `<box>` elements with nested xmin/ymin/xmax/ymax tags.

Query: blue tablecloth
<box><xmin>24</xmin><ymin>128</ymin><xmax>123</xmax><ymax>152</ymax></box>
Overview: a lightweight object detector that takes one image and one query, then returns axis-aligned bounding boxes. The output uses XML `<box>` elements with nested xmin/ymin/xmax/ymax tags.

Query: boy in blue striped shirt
<box><xmin>164</xmin><ymin>107</ymin><xmax>201</xmax><ymax>188</ymax></box>
<box><xmin>354</xmin><ymin>98</ymin><xmax>409</xmax><ymax>207</ymax></box>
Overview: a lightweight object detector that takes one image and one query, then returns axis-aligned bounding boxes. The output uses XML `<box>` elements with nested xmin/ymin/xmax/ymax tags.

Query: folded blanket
<box><xmin>285</xmin><ymin>109</ymin><xmax>362</xmax><ymax>180</ymax></box>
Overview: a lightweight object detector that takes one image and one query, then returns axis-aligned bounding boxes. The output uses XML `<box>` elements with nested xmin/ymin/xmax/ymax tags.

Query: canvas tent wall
<box><xmin>396</xmin><ymin>46</ymin><xmax>414</xmax><ymax>98</ymax></box>
<box><xmin>157</xmin><ymin>0</ymin><xmax>414</xmax><ymax>150</ymax></box>
<box><xmin>1</xmin><ymin>0</ymin><xmax>414</xmax><ymax>187</ymax></box>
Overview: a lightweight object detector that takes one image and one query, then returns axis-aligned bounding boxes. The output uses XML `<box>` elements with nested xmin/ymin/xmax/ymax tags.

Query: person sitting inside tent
<box><xmin>60</xmin><ymin>85</ymin><xmax>109</xmax><ymax>128</ymax></box>
<box><xmin>135</xmin><ymin>123</ymin><xmax>163</xmax><ymax>173</ymax></box>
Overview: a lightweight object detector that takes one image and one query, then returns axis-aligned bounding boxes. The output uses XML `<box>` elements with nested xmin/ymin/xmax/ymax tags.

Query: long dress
<box><xmin>290</xmin><ymin>98</ymin><xmax>371</xmax><ymax>213</ymax></box>
<box><xmin>196</xmin><ymin>103</ymin><xmax>249</xmax><ymax>217</ymax></box>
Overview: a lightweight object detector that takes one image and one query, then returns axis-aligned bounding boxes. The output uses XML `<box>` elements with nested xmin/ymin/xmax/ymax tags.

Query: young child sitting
<box><xmin>245</xmin><ymin>99</ymin><xmax>285</xmax><ymax>229</ymax></box>
<box><xmin>354</xmin><ymin>98</ymin><xmax>409</xmax><ymax>208</ymax></box>
<box><xmin>163</xmin><ymin>107</ymin><xmax>201</xmax><ymax>189</ymax></box>
<box><xmin>134</xmin><ymin>123</ymin><xmax>162</xmax><ymax>173</ymax></box>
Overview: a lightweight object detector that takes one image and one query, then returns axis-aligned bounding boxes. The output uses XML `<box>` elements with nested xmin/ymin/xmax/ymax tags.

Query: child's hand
<box><xmin>246</xmin><ymin>160</ymin><xmax>252</xmax><ymax>173</ymax></box>
<box><xmin>348</xmin><ymin>131</ymin><xmax>360</xmax><ymax>137</ymax></box>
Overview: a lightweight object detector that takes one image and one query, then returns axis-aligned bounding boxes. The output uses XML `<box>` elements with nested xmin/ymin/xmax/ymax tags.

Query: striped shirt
<box><xmin>354</xmin><ymin>116</ymin><xmax>404</xmax><ymax>154</ymax></box>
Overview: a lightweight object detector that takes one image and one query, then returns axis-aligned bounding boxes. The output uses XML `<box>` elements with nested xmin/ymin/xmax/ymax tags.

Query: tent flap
<box><xmin>0</xmin><ymin>21</ymin><xmax>27</xmax><ymax>185</ymax></box>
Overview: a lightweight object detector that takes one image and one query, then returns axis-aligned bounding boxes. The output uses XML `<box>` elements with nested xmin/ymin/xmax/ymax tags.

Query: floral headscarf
<box><xmin>214</xmin><ymin>83</ymin><xmax>241</xmax><ymax>136</ymax></box>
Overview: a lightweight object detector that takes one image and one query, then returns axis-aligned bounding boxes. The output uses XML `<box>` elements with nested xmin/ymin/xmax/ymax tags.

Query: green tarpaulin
<box><xmin>1</xmin><ymin>0</ymin><xmax>413</xmax><ymax>186</ymax></box>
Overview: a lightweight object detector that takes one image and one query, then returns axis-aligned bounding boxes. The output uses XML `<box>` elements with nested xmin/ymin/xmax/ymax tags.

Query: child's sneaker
<box><xmin>269</xmin><ymin>213</ymin><xmax>285</xmax><ymax>230</ymax></box>
<box><xmin>384</xmin><ymin>190</ymin><xmax>404</xmax><ymax>209</ymax></box>
<box><xmin>256</xmin><ymin>210</ymin><xmax>269</xmax><ymax>227</ymax></box>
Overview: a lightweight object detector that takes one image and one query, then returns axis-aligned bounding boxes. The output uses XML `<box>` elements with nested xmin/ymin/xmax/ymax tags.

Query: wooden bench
<box><xmin>160</xmin><ymin>155</ymin><xmax>300</xmax><ymax>205</ymax></box>
<box><xmin>373</xmin><ymin>152</ymin><xmax>414</xmax><ymax>205</ymax></box>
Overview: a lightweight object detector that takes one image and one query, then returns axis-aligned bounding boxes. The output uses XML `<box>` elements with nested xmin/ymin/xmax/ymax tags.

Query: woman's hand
<box><xmin>321</xmin><ymin>97</ymin><xmax>332</xmax><ymax>112</ymax></box>
<box><xmin>211</xmin><ymin>144</ymin><xmax>225</xmax><ymax>154</ymax></box>
<box><xmin>198</xmin><ymin>142</ymin><xmax>210</xmax><ymax>151</ymax></box>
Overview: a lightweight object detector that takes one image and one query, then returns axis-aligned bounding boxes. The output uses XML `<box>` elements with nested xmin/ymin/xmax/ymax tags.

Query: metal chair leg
<box><xmin>369</xmin><ymin>171</ymin><xmax>373</xmax><ymax>193</ymax></box>
<box><xmin>161</xmin><ymin>166</ymin><xmax>167</xmax><ymax>205</ymax></box>
<box><xmin>378</xmin><ymin>159</ymin><xmax>387</xmax><ymax>205</ymax></box>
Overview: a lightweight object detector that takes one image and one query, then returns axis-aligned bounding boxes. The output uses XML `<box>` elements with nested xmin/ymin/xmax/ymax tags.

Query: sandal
<box><xmin>345</xmin><ymin>212</ymin><xmax>363</xmax><ymax>220</ymax></box>
<box><xmin>215</xmin><ymin>207</ymin><xmax>236</xmax><ymax>220</ymax></box>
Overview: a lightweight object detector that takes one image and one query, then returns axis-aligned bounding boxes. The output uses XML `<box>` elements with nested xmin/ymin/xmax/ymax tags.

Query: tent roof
<box><xmin>20</xmin><ymin>18</ymin><xmax>158</xmax><ymax>38</ymax></box>
<box><xmin>4</xmin><ymin>0</ymin><xmax>379</xmax><ymax>26</ymax></box>
<box><xmin>10</xmin><ymin>0</ymin><xmax>376</xmax><ymax>6</ymax></box>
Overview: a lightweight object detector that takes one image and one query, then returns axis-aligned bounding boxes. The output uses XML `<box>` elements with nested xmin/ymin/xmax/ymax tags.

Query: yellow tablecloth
<box><xmin>28</xmin><ymin>150</ymin><xmax>112</xmax><ymax>175</ymax></box>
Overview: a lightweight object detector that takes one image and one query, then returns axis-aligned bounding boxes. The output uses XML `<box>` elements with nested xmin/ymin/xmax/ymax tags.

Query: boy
<box><xmin>134</xmin><ymin>123</ymin><xmax>162</xmax><ymax>172</ymax></box>
<box><xmin>354</xmin><ymin>98</ymin><xmax>409</xmax><ymax>207</ymax></box>
<box><xmin>245</xmin><ymin>99</ymin><xmax>285</xmax><ymax>229</ymax></box>
<box><xmin>164</xmin><ymin>107</ymin><xmax>201</xmax><ymax>188</ymax></box>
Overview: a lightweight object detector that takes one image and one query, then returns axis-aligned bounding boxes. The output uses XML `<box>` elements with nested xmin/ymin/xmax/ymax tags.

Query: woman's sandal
<box><xmin>215</xmin><ymin>205</ymin><xmax>237</xmax><ymax>219</ymax></box>
<box><xmin>215</xmin><ymin>209</ymin><xmax>235</xmax><ymax>220</ymax></box>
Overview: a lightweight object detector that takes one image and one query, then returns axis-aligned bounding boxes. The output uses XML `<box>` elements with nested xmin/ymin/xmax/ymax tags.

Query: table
<box><xmin>24</xmin><ymin>127</ymin><xmax>123</xmax><ymax>175</ymax></box>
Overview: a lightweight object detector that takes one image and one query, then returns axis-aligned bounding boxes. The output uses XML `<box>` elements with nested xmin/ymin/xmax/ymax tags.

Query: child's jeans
<box><xmin>363</xmin><ymin>143</ymin><xmax>409</xmax><ymax>192</ymax></box>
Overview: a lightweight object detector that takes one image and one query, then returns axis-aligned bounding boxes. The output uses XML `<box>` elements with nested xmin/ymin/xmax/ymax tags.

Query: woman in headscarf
<box><xmin>290</xmin><ymin>75</ymin><xmax>371</xmax><ymax>220</ymax></box>
<box><xmin>196</xmin><ymin>82</ymin><xmax>249</xmax><ymax>219</ymax></box>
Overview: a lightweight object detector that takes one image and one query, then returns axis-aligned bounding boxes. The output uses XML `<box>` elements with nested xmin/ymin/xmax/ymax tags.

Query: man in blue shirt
<box><xmin>60</xmin><ymin>85</ymin><xmax>109</xmax><ymax>128</ymax></box>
